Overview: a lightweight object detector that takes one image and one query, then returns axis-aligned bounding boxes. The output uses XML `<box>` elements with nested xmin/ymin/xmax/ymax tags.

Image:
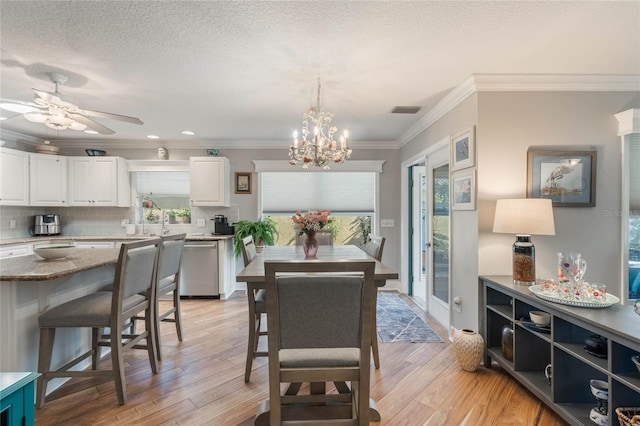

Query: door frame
<box><xmin>400</xmin><ymin>136</ymin><xmax>450</xmax><ymax>296</ymax></box>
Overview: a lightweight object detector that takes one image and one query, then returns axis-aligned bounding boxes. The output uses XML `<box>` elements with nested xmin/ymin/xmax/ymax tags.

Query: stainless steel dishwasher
<box><xmin>179</xmin><ymin>241</ymin><xmax>219</xmax><ymax>298</ymax></box>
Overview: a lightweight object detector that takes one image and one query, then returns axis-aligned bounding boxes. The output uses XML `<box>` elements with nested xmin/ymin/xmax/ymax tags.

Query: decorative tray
<box><xmin>529</xmin><ymin>285</ymin><xmax>620</xmax><ymax>308</ymax></box>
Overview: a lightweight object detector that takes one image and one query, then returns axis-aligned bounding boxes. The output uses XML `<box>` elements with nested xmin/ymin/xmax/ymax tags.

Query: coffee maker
<box><xmin>30</xmin><ymin>214</ymin><xmax>62</xmax><ymax>236</ymax></box>
<box><xmin>212</xmin><ymin>215</ymin><xmax>235</xmax><ymax>235</ymax></box>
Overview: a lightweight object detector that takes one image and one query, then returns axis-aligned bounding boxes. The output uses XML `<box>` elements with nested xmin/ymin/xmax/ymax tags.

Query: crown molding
<box><xmin>398</xmin><ymin>73</ymin><xmax>640</xmax><ymax>148</ymax></box>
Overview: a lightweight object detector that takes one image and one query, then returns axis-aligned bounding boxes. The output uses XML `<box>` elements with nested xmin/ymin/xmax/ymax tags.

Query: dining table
<box><xmin>235</xmin><ymin>244</ymin><xmax>398</xmax><ymax>283</ymax></box>
<box><xmin>235</xmin><ymin>244</ymin><xmax>399</xmax><ymax>424</ymax></box>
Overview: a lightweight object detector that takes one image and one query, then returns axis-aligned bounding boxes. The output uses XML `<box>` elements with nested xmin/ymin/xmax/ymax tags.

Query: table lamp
<box><xmin>493</xmin><ymin>198</ymin><xmax>555</xmax><ymax>285</ymax></box>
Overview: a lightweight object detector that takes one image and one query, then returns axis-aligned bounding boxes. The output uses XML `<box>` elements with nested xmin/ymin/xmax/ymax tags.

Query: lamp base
<box><xmin>513</xmin><ymin>235</ymin><xmax>536</xmax><ymax>286</ymax></box>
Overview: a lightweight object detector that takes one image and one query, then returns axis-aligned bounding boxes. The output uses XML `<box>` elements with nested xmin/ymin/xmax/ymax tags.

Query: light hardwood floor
<box><xmin>35</xmin><ymin>292</ymin><xmax>567</xmax><ymax>425</ymax></box>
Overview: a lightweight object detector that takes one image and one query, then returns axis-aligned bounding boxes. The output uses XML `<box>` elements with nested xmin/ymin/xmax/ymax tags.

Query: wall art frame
<box><xmin>527</xmin><ymin>149</ymin><xmax>597</xmax><ymax>207</ymax></box>
<box><xmin>234</xmin><ymin>172</ymin><xmax>252</xmax><ymax>195</ymax></box>
<box><xmin>451</xmin><ymin>168</ymin><xmax>476</xmax><ymax>211</ymax></box>
<box><xmin>451</xmin><ymin>127</ymin><xmax>475</xmax><ymax>171</ymax></box>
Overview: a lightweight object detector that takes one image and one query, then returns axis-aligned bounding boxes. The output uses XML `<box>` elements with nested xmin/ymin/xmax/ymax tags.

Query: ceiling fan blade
<box><xmin>80</xmin><ymin>108</ymin><xmax>143</xmax><ymax>125</ymax></box>
<box><xmin>68</xmin><ymin>113</ymin><xmax>116</xmax><ymax>135</ymax></box>
<box><xmin>0</xmin><ymin>99</ymin><xmax>43</xmax><ymax>114</ymax></box>
<box><xmin>79</xmin><ymin>108</ymin><xmax>143</xmax><ymax>125</ymax></box>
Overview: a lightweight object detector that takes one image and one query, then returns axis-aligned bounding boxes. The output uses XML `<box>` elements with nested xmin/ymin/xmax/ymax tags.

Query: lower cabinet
<box><xmin>0</xmin><ymin>372</ymin><xmax>39</xmax><ymax>426</ymax></box>
<box><xmin>481</xmin><ymin>275</ymin><xmax>640</xmax><ymax>426</ymax></box>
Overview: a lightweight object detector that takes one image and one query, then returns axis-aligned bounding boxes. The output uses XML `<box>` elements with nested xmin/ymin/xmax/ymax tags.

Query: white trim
<box><xmin>398</xmin><ymin>76</ymin><xmax>477</xmax><ymax>147</ymax></box>
<box><xmin>127</xmin><ymin>160</ymin><xmax>190</xmax><ymax>172</ymax></box>
<box><xmin>615</xmin><ymin>109</ymin><xmax>640</xmax><ymax>136</ymax></box>
<box><xmin>400</xmin><ymin>136</ymin><xmax>450</xmax><ymax>295</ymax></box>
<box><xmin>399</xmin><ymin>73</ymin><xmax>640</xmax><ymax>148</ymax></box>
<box><xmin>473</xmin><ymin>73</ymin><xmax>640</xmax><ymax>92</ymax></box>
<box><xmin>252</xmin><ymin>160</ymin><xmax>385</xmax><ymax>173</ymax></box>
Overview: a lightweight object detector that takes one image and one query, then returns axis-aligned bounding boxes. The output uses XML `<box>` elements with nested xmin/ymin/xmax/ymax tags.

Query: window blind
<box><xmin>261</xmin><ymin>172</ymin><xmax>375</xmax><ymax>213</ymax></box>
<box><xmin>133</xmin><ymin>171</ymin><xmax>190</xmax><ymax>196</ymax></box>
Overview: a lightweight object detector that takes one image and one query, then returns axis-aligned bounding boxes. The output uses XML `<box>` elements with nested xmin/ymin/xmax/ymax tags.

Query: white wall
<box><xmin>400</xmin><ymin>90</ymin><xmax>640</xmax><ymax>333</ymax></box>
<box><xmin>478</xmin><ymin>91</ymin><xmax>640</xmax><ymax>291</ymax></box>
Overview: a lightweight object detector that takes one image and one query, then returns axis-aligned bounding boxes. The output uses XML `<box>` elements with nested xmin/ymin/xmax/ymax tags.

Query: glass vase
<box><xmin>303</xmin><ymin>231</ymin><xmax>319</xmax><ymax>258</ymax></box>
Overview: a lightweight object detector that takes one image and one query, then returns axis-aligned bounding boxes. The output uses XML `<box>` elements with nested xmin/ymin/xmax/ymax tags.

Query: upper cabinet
<box><xmin>0</xmin><ymin>147</ymin><xmax>29</xmax><ymax>206</ymax></box>
<box><xmin>30</xmin><ymin>153</ymin><xmax>67</xmax><ymax>206</ymax></box>
<box><xmin>189</xmin><ymin>157</ymin><xmax>230</xmax><ymax>207</ymax></box>
<box><xmin>68</xmin><ymin>157</ymin><xmax>130</xmax><ymax>207</ymax></box>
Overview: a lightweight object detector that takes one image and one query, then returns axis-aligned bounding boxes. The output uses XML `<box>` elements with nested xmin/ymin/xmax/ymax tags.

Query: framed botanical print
<box><xmin>451</xmin><ymin>127</ymin><xmax>475</xmax><ymax>171</ymax></box>
<box><xmin>451</xmin><ymin>168</ymin><xmax>476</xmax><ymax>211</ymax></box>
<box><xmin>527</xmin><ymin>150</ymin><xmax>596</xmax><ymax>207</ymax></box>
<box><xmin>234</xmin><ymin>172</ymin><xmax>252</xmax><ymax>194</ymax></box>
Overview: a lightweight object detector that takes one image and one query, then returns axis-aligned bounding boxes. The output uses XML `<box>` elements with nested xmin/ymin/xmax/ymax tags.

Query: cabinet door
<box><xmin>68</xmin><ymin>157</ymin><xmax>120</xmax><ymax>206</ymax></box>
<box><xmin>0</xmin><ymin>244</ymin><xmax>31</xmax><ymax>259</ymax></box>
<box><xmin>29</xmin><ymin>153</ymin><xmax>67</xmax><ymax>206</ymax></box>
<box><xmin>0</xmin><ymin>148</ymin><xmax>29</xmax><ymax>206</ymax></box>
<box><xmin>68</xmin><ymin>157</ymin><xmax>93</xmax><ymax>205</ymax></box>
<box><xmin>92</xmin><ymin>158</ymin><xmax>118</xmax><ymax>206</ymax></box>
<box><xmin>189</xmin><ymin>157</ymin><xmax>230</xmax><ymax>206</ymax></box>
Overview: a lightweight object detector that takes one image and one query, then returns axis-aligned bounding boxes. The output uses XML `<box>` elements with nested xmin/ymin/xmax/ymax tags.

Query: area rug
<box><xmin>376</xmin><ymin>292</ymin><xmax>443</xmax><ymax>343</ymax></box>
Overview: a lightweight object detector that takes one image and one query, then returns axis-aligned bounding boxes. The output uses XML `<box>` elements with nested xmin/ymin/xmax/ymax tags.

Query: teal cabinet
<box><xmin>0</xmin><ymin>372</ymin><xmax>40</xmax><ymax>426</ymax></box>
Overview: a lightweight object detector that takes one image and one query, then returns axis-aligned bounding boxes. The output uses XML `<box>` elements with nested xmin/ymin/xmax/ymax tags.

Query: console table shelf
<box><xmin>481</xmin><ymin>275</ymin><xmax>640</xmax><ymax>426</ymax></box>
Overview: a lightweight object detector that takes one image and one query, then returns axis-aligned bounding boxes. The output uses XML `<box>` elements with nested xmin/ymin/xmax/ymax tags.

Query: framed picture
<box><xmin>451</xmin><ymin>168</ymin><xmax>476</xmax><ymax>211</ymax></box>
<box><xmin>234</xmin><ymin>172</ymin><xmax>252</xmax><ymax>194</ymax></box>
<box><xmin>451</xmin><ymin>127</ymin><xmax>475</xmax><ymax>171</ymax></box>
<box><xmin>527</xmin><ymin>150</ymin><xmax>597</xmax><ymax>207</ymax></box>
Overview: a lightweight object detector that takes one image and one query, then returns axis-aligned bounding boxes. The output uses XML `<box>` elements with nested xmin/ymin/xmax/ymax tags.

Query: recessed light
<box><xmin>181</xmin><ymin>130</ymin><xmax>195</xmax><ymax>135</ymax></box>
<box><xmin>0</xmin><ymin>117</ymin><xmax>6</xmax><ymax>121</ymax></box>
<box><xmin>147</xmin><ymin>135</ymin><xmax>160</xmax><ymax>139</ymax></box>
<box><xmin>84</xmin><ymin>130</ymin><xmax>98</xmax><ymax>134</ymax></box>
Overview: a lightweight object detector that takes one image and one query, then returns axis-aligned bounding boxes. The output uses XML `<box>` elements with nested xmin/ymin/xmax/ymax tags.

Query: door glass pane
<box><xmin>432</xmin><ymin>164</ymin><xmax>449</xmax><ymax>303</ymax></box>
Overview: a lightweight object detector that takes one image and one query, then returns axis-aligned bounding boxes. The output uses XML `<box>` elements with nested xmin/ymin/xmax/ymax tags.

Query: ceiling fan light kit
<box><xmin>2</xmin><ymin>72</ymin><xmax>143</xmax><ymax>135</ymax></box>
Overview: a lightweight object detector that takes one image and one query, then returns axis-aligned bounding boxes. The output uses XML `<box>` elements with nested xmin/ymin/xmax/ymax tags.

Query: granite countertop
<box><xmin>1</xmin><ymin>234</ymin><xmax>234</xmax><ymax>246</ymax></box>
<box><xmin>1</xmin><ymin>248</ymin><xmax>120</xmax><ymax>281</ymax></box>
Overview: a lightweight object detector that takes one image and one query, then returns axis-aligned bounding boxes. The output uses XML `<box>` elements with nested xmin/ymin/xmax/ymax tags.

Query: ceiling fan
<box><xmin>0</xmin><ymin>72</ymin><xmax>143</xmax><ymax>135</ymax></box>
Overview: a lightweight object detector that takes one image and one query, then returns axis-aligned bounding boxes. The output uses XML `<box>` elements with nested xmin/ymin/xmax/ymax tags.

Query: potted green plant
<box><xmin>167</xmin><ymin>209</ymin><xmax>177</xmax><ymax>224</ymax></box>
<box><xmin>176</xmin><ymin>207</ymin><xmax>191</xmax><ymax>224</ymax></box>
<box><xmin>233</xmin><ymin>217</ymin><xmax>278</xmax><ymax>257</ymax></box>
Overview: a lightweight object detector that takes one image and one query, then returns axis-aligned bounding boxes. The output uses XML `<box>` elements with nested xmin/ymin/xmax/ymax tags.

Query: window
<box><xmin>132</xmin><ymin>171</ymin><xmax>191</xmax><ymax>224</ymax></box>
<box><xmin>260</xmin><ymin>171</ymin><xmax>377</xmax><ymax>245</ymax></box>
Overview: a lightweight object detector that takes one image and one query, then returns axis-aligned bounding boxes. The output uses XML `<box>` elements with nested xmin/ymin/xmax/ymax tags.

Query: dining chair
<box><xmin>154</xmin><ymin>233</ymin><xmax>186</xmax><ymax>360</ymax></box>
<box><xmin>241</xmin><ymin>235</ymin><xmax>268</xmax><ymax>383</ymax></box>
<box><xmin>362</xmin><ymin>235</ymin><xmax>386</xmax><ymax>369</ymax></box>
<box><xmin>294</xmin><ymin>229</ymin><xmax>334</xmax><ymax>245</ymax></box>
<box><xmin>36</xmin><ymin>238</ymin><xmax>161</xmax><ymax>407</ymax></box>
<box><xmin>262</xmin><ymin>259</ymin><xmax>376</xmax><ymax>425</ymax></box>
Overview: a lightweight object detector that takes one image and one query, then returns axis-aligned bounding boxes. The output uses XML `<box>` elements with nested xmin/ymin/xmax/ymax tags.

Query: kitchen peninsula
<box><xmin>0</xmin><ymin>234</ymin><xmax>235</xmax><ymax>377</ymax></box>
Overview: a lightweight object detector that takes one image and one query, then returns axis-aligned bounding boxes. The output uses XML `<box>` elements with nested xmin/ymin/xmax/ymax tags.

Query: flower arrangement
<box><xmin>292</xmin><ymin>210</ymin><xmax>331</xmax><ymax>236</ymax></box>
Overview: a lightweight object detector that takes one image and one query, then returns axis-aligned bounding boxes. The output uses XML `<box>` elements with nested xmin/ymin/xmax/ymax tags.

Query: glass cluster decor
<box><xmin>530</xmin><ymin>252</ymin><xmax>620</xmax><ymax>307</ymax></box>
<box><xmin>289</xmin><ymin>79</ymin><xmax>352</xmax><ymax>170</ymax></box>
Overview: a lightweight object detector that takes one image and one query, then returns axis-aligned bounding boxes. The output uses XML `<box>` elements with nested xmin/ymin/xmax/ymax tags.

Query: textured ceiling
<box><xmin>0</xmin><ymin>1</ymin><xmax>639</xmax><ymax>149</ymax></box>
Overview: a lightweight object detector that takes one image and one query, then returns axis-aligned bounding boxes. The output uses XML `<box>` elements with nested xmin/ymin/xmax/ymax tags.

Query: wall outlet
<box><xmin>197</xmin><ymin>219</ymin><xmax>206</xmax><ymax>228</ymax></box>
<box><xmin>121</xmin><ymin>219</ymin><xmax>129</xmax><ymax>227</ymax></box>
<box><xmin>380</xmin><ymin>219</ymin><xmax>394</xmax><ymax>227</ymax></box>
<box><xmin>9</xmin><ymin>219</ymin><xmax>16</xmax><ymax>229</ymax></box>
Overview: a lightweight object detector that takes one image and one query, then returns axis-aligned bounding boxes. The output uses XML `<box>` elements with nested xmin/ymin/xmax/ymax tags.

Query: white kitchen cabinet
<box><xmin>68</xmin><ymin>157</ymin><xmax>130</xmax><ymax>207</ymax></box>
<box><xmin>29</xmin><ymin>153</ymin><xmax>67</xmax><ymax>206</ymax></box>
<box><xmin>189</xmin><ymin>157</ymin><xmax>230</xmax><ymax>207</ymax></box>
<box><xmin>0</xmin><ymin>147</ymin><xmax>29</xmax><ymax>206</ymax></box>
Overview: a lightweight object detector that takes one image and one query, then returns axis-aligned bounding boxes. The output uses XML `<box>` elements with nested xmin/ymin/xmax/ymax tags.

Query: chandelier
<box><xmin>289</xmin><ymin>78</ymin><xmax>351</xmax><ymax>170</ymax></box>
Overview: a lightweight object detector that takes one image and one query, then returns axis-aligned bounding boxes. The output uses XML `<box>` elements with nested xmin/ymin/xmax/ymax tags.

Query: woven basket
<box><xmin>616</xmin><ymin>407</ymin><xmax>640</xmax><ymax>426</ymax></box>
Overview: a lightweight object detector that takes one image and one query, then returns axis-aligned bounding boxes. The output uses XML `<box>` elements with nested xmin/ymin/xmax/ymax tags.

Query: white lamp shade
<box><xmin>493</xmin><ymin>198</ymin><xmax>556</xmax><ymax>236</ymax></box>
